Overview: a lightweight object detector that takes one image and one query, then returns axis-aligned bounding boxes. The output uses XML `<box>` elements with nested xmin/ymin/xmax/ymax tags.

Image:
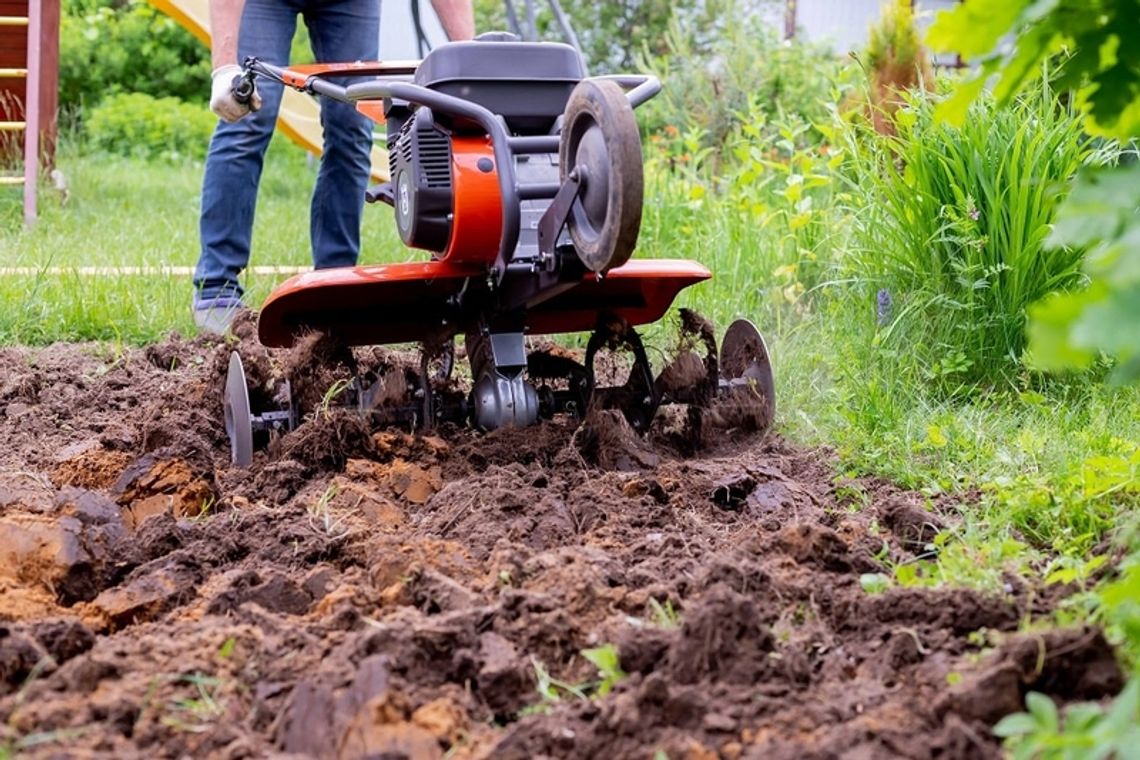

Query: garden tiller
<box><xmin>223</xmin><ymin>33</ymin><xmax>775</xmax><ymax>466</ymax></box>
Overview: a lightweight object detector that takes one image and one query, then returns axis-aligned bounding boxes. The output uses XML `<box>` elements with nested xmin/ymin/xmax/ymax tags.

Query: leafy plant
<box><xmin>987</xmin><ymin>446</ymin><xmax>1138</xmax><ymax>554</ymax></box>
<box><xmin>474</xmin><ymin>0</ymin><xmax>724</xmax><ymax>73</ymax></box>
<box><xmin>581</xmin><ymin>644</ymin><xmax>627</xmax><ymax>697</ymax></box>
<box><xmin>525</xmin><ymin>656</ymin><xmax>587</xmax><ymax>712</ymax></box>
<box><xmin>859</xmin><ymin>0</ymin><xmax>934</xmax><ymax>135</ymax></box>
<box><xmin>859</xmin><ymin>572</ymin><xmax>891</xmax><ymax>594</ymax></box>
<box><xmin>638</xmin><ymin>7</ymin><xmax>850</xmax><ymax>162</ymax></box>
<box><xmin>994</xmin><ymin>684</ymin><xmax>1140</xmax><ymax>760</ymax></box>
<box><xmin>308</xmin><ymin>483</ymin><xmax>351</xmax><ymax>537</ymax></box>
<box><xmin>159</xmin><ymin>673</ymin><xmax>226</xmax><ymax>733</ymax></box>
<box><xmin>520</xmin><ymin>646</ymin><xmax>627</xmax><ymax>716</ymax></box>
<box><xmin>1097</xmin><ymin>556</ymin><xmax>1140</xmax><ymax>666</ymax></box>
<box><xmin>837</xmin><ymin>82</ymin><xmax>1100</xmax><ymax>391</ymax></box>
<box><xmin>60</xmin><ymin>0</ymin><xmax>210</xmax><ymax>117</ymax></box>
<box><xmin>642</xmin><ymin>104</ymin><xmax>850</xmax><ymax>331</ymax></box>
<box><xmin>926</xmin><ymin>0</ymin><xmax>1140</xmax><ymax>382</ymax></box>
<box><xmin>85</xmin><ymin>92</ymin><xmax>217</xmax><ymax>162</ymax></box>
<box><xmin>926</xmin><ymin>1</ymin><xmax>1139</xmax><ymax>138</ymax></box>
<box><xmin>318</xmin><ymin>379</ymin><xmax>353</xmax><ymax>418</ymax></box>
<box><xmin>1027</xmin><ymin>163</ymin><xmax>1140</xmax><ymax>383</ymax></box>
<box><xmin>648</xmin><ymin>597</ymin><xmax>680</xmax><ymax>629</ymax></box>
<box><xmin>1044</xmin><ymin>555</ymin><xmax>1110</xmax><ymax>592</ymax></box>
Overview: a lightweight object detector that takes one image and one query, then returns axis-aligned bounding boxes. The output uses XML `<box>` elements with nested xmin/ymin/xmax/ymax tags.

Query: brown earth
<box><xmin>0</xmin><ymin>325</ymin><xmax>1124</xmax><ymax>759</ymax></box>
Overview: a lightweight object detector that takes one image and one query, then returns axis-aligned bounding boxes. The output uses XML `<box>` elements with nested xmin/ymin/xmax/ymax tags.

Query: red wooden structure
<box><xmin>1</xmin><ymin>0</ymin><xmax>59</xmax><ymax>224</ymax></box>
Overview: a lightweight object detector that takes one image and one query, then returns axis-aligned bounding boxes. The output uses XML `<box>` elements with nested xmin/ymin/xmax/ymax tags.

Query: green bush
<box><xmin>473</xmin><ymin>0</ymin><xmax>718</xmax><ymax>73</ymax></box>
<box><xmin>837</xmin><ymin>84</ymin><xmax>1106</xmax><ymax>392</ymax></box>
<box><xmin>60</xmin><ymin>0</ymin><xmax>210</xmax><ymax>118</ymax></box>
<box><xmin>85</xmin><ymin>92</ymin><xmax>217</xmax><ymax>161</ymax></box>
<box><xmin>637</xmin><ymin>10</ymin><xmax>851</xmax><ymax>164</ymax></box>
<box><xmin>473</xmin><ymin>0</ymin><xmax>840</xmax><ymax>146</ymax></box>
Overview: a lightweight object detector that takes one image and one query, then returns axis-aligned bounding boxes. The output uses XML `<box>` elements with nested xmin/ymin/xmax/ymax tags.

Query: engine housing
<box><xmin>387</xmin><ymin>107</ymin><xmax>453</xmax><ymax>253</ymax></box>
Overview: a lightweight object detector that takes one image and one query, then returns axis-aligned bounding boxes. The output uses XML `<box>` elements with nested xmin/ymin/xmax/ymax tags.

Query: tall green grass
<box><xmin>838</xmin><ymin>85</ymin><xmax>1109</xmax><ymax>392</ymax></box>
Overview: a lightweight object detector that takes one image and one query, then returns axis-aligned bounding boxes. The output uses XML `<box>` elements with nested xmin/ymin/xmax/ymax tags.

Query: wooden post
<box><xmin>784</xmin><ymin>0</ymin><xmax>797</xmax><ymax>41</ymax></box>
<box><xmin>37</xmin><ymin>0</ymin><xmax>58</xmax><ymax>167</ymax></box>
<box><xmin>0</xmin><ymin>0</ymin><xmax>55</xmax><ymax>223</ymax></box>
<box><xmin>23</xmin><ymin>0</ymin><xmax>39</xmax><ymax>222</ymax></box>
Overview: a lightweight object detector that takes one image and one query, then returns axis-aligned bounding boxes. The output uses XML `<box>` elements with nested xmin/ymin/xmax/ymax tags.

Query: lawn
<box><xmin>0</xmin><ymin>135</ymin><xmax>405</xmax><ymax>343</ymax></box>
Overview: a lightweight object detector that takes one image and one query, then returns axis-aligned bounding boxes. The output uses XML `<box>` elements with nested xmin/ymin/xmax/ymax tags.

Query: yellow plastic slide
<box><xmin>148</xmin><ymin>0</ymin><xmax>390</xmax><ymax>180</ymax></box>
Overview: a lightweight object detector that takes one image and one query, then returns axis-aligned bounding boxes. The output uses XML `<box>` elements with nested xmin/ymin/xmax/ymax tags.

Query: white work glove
<box><xmin>210</xmin><ymin>64</ymin><xmax>262</xmax><ymax>123</ymax></box>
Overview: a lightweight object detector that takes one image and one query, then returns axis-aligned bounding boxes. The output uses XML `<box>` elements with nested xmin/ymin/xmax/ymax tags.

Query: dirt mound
<box><xmin>0</xmin><ymin>338</ymin><xmax>1122</xmax><ymax>759</ymax></box>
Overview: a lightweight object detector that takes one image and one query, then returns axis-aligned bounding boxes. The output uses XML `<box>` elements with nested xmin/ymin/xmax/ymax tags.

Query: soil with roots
<box><xmin>0</xmin><ymin>321</ymin><xmax>1124</xmax><ymax>759</ymax></box>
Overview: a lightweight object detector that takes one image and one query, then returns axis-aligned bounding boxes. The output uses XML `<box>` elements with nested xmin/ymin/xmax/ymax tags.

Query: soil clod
<box><xmin>0</xmin><ymin>339</ymin><xmax>1120</xmax><ymax>759</ymax></box>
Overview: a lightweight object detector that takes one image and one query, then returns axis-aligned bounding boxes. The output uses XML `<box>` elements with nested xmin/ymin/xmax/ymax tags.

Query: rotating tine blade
<box><xmin>654</xmin><ymin>308</ymin><xmax>718</xmax><ymax>407</ymax></box>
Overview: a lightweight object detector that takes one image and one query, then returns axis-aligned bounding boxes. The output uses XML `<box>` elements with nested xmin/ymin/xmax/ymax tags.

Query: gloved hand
<box><xmin>210</xmin><ymin>64</ymin><xmax>262</xmax><ymax>123</ymax></box>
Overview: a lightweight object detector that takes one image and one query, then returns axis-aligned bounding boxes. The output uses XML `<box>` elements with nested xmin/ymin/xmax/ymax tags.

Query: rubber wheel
<box><xmin>559</xmin><ymin>79</ymin><xmax>644</xmax><ymax>273</ymax></box>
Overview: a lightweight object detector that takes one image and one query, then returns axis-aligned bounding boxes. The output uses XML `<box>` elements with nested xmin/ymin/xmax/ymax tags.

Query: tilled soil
<box><xmin>0</xmin><ymin>326</ymin><xmax>1125</xmax><ymax>759</ymax></box>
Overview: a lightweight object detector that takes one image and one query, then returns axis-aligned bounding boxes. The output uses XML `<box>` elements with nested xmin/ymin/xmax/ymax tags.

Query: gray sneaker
<box><xmin>192</xmin><ymin>295</ymin><xmax>245</xmax><ymax>335</ymax></box>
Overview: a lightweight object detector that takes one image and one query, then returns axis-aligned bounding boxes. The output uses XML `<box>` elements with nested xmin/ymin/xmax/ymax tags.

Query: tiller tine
<box><xmin>223</xmin><ymin>351</ymin><xmax>297</xmax><ymax>467</ymax></box>
<box><xmin>717</xmin><ymin>317</ymin><xmax>777</xmax><ymax>433</ymax></box>
<box><xmin>582</xmin><ymin>315</ymin><xmax>661</xmax><ymax>433</ymax></box>
<box><xmin>577</xmin><ymin>309</ymin><xmax>776</xmax><ymax>438</ymax></box>
<box><xmin>223</xmin><ymin>337</ymin><xmax>468</xmax><ymax>467</ymax></box>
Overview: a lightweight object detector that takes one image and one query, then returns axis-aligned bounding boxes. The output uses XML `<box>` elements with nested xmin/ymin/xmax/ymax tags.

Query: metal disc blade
<box><xmin>721</xmin><ymin>319</ymin><xmax>776</xmax><ymax>430</ymax></box>
<box><xmin>224</xmin><ymin>351</ymin><xmax>254</xmax><ymax>467</ymax></box>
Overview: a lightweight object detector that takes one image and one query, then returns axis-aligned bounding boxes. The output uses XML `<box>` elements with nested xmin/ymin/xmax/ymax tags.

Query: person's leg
<box><xmin>194</xmin><ymin>0</ymin><xmax>299</xmax><ymax>305</ymax></box>
<box><xmin>304</xmin><ymin>0</ymin><xmax>380</xmax><ymax>270</ymax></box>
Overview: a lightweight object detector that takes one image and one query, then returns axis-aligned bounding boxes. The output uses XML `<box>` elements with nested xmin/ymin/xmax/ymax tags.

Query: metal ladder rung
<box><xmin>0</xmin><ymin>16</ymin><xmax>29</xmax><ymax>26</ymax></box>
<box><xmin>0</xmin><ymin>121</ymin><xmax>26</xmax><ymax>131</ymax></box>
<box><xmin>0</xmin><ymin>68</ymin><xmax>28</xmax><ymax>78</ymax></box>
<box><xmin>0</xmin><ymin>175</ymin><xmax>26</xmax><ymax>186</ymax></box>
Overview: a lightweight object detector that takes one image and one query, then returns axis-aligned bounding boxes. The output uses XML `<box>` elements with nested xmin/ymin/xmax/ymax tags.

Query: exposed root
<box><xmin>706</xmin><ymin>384</ymin><xmax>773</xmax><ymax>436</ymax></box>
<box><xmin>276</xmin><ymin>407</ymin><xmax>377</xmax><ymax>473</ymax></box>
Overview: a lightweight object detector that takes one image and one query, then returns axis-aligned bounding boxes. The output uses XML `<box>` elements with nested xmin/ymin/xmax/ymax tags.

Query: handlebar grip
<box><xmin>231</xmin><ymin>74</ymin><xmax>256</xmax><ymax>106</ymax></box>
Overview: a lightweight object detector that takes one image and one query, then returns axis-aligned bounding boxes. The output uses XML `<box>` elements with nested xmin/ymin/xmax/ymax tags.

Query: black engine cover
<box><xmin>387</xmin><ymin>107</ymin><xmax>453</xmax><ymax>253</ymax></box>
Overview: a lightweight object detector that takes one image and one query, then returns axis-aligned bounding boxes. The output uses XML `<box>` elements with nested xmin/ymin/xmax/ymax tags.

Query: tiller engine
<box><xmin>223</xmin><ymin>33</ymin><xmax>775</xmax><ymax>466</ymax></box>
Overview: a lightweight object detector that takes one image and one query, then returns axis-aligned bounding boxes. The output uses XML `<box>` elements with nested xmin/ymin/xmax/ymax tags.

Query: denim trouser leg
<box><xmin>193</xmin><ymin>0</ymin><xmax>380</xmax><ymax>300</ymax></box>
<box><xmin>304</xmin><ymin>0</ymin><xmax>379</xmax><ymax>270</ymax></box>
<box><xmin>194</xmin><ymin>0</ymin><xmax>297</xmax><ymax>301</ymax></box>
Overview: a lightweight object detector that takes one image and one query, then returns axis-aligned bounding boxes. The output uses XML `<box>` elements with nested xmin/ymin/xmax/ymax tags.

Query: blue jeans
<box><xmin>194</xmin><ymin>0</ymin><xmax>379</xmax><ymax>301</ymax></box>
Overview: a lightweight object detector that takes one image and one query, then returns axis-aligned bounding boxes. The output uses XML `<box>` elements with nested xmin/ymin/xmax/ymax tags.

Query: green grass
<box><xmin>837</xmin><ymin>85</ymin><xmax>1107</xmax><ymax>392</ymax></box>
<box><xmin>0</xmin><ymin>134</ymin><xmax>404</xmax><ymax>343</ymax></box>
<box><xmin>767</xmin><ymin>289</ymin><xmax>1140</xmax><ymax>599</ymax></box>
